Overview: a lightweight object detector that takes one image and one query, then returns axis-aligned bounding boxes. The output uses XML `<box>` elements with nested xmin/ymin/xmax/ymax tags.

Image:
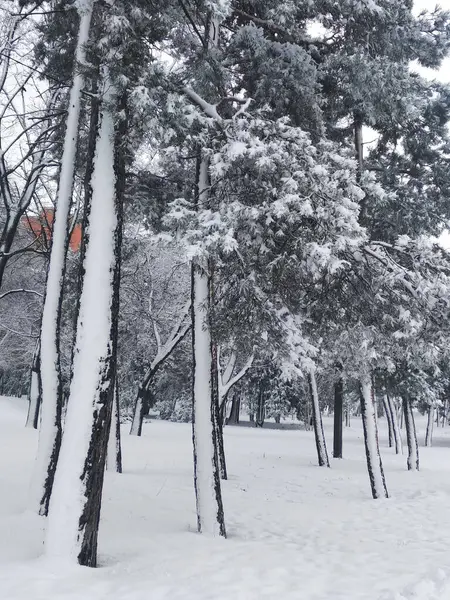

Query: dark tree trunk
<box><xmin>108</xmin><ymin>381</ymin><xmax>122</xmax><ymax>473</ymax></box>
<box><xmin>249</xmin><ymin>412</ymin><xmax>255</xmax><ymax>423</ymax></box>
<box><xmin>0</xmin><ymin>211</ymin><xmax>24</xmax><ymax>290</ymax></box>
<box><xmin>255</xmin><ymin>385</ymin><xmax>265</xmax><ymax>427</ymax></box>
<box><xmin>130</xmin><ymin>384</ymin><xmax>152</xmax><ymax>436</ymax></box>
<box><xmin>215</xmin><ymin>409</ymin><xmax>227</xmax><ymax>480</ymax></box>
<box><xmin>25</xmin><ymin>341</ymin><xmax>42</xmax><ymax>429</ymax></box>
<box><xmin>382</xmin><ymin>393</ymin><xmax>394</xmax><ymax>448</ymax></box>
<box><xmin>360</xmin><ymin>375</ymin><xmax>388</xmax><ymax>499</ymax></box>
<box><xmin>333</xmin><ymin>377</ymin><xmax>343</xmax><ymax>458</ymax></box>
<box><xmin>403</xmin><ymin>396</ymin><xmax>419</xmax><ymax>471</ymax></box>
<box><xmin>211</xmin><ymin>343</ymin><xmax>227</xmax><ymax>480</ymax></box>
<box><xmin>226</xmin><ymin>392</ymin><xmax>240</xmax><ymax>425</ymax></box>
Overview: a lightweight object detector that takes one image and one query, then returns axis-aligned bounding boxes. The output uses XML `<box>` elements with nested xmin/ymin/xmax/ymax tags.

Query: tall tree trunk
<box><xmin>45</xmin><ymin>80</ymin><xmax>125</xmax><ymax>566</ymax></box>
<box><xmin>308</xmin><ymin>370</ymin><xmax>330</xmax><ymax>467</ymax></box>
<box><xmin>107</xmin><ymin>381</ymin><xmax>122</xmax><ymax>473</ymax></box>
<box><xmin>425</xmin><ymin>405</ymin><xmax>434</xmax><ymax>447</ymax></box>
<box><xmin>382</xmin><ymin>393</ymin><xmax>394</xmax><ymax>448</ymax></box>
<box><xmin>403</xmin><ymin>397</ymin><xmax>419</xmax><ymax>471</ymax></box>
<box><xmin>360</xmin><ymin>374</ymin><xmax>388</xmax><ymax>499</ymax></box>
<box><xmin>25</xmin><ymin>341</ymin><xmax>42</xmax><ymax>429</ymax></box>
<box><xmin>227</xmin><ymin>392</ymin><xmax>240</xmax><ymax>425</ymax></box>
<box><xmin>191</xmin><ymin>155</ymin><xmax>226</xmax><ymax>537</ymax></box>
<box><xmin>32</xmin><ymin>1</ymin><xmax>94</xmax><ymax>516</ymax></box>
<box><xmin>333</xmin><ymin>377</ymin><xmax>343</xmax><ymax>458</ymax></box>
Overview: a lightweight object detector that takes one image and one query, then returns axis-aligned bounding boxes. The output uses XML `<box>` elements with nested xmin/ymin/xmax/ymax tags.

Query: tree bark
<box><xmin>25</xmin><ymin>341</ymin><xmax>42</xmax><ymax>429</ymax></box>
<box><xmin>32</xmin><ymin>1</ymin><xmax>94</xmax><ymax>517</ymax></box>
<box><xmin>226</xmin><ymin>393</ymin><xmax>240</xmax><ymax>425</ymax></box>
<box><xmin>107</xmin><ymin>381</ymin><xmax>122</xmax><ymax>473</ymax></box>
<box><xmin>382</xmin><ymin>393</ymin><xmax>394</xmax><ymax>448</ymax></box>
<box><xmin>255</xmin><ymin>384</ymin><xmax>266</xmax><ymax>428</ymax></box>
<box><xmin>403</xmin><ymin>396</ymin><xmax>419</xmax><ymax>471</ymax></box>
<box><xmin>45</xmin><ymin>80</ymin><xmax>125</xmax><ymax>566</ymax></box>
<box><xmin>386</xmin><ymin>392</ymin><xmax>402</xmax><ymax>454</ymax></box>
<box><xmin>130</xmin><ymin>385</ymin><xmax>151</xmax><ymax>436</ymax></box>
<box><xmin>425</xmin><ymin>405</ymin><xmax>434</xmax><ymax>447</ymax></box>
<box><xmin>308</xmin><ymin>370</ymin><xmax>330</xmax><ymax>467</ymax></box>
<box><xmin>212</xmin><ymin>343</ymin><xmax>227</xmax><ymax>481</ymax></box>
<box><xmin>360</xmin><ymin>374</ymin><xmax>388</xmax><ymax>499</ymax></box>
<box><xmin>333</xmin><ymin>377</ymin><xmax>343</xmax><ymax>458</ymax></box>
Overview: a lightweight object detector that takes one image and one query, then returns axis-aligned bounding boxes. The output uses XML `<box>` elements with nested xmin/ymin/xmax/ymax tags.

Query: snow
<box><xmin>3</xmin><ymin>395</ymin><xmax>450</xmax><ymax>599</ymax></box>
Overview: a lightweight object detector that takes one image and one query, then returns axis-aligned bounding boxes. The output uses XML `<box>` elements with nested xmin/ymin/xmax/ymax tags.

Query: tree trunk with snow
<box><xmin>25</xmin><ymin>341</ymin><xmax>42</xmax><ymax>429</ymax></box>
<box><xmin>386</xmin><ymin>392</ymin><xmax>402</xmax><ymax>454</ymax></box>
<box><xmin>191</xmin><ymin>155</ymin><xmax>226</xmax><ymax>537</ymax></box>
<box><xmin>359</xmin><ymin>374</ymin><xmax>388</xmax><ymax>499</ymax></box>
<box><xmin>333</xmin><ymin>377</ymin><xmax>343</xmax><ymax>458</ymax></box>
<box><xmin>211</xmin><ymin>343</ymin><xmax>227</xmax><ymax>481</ymax></box>
<box><xmin>382</xmin><ymin>393</ymin><xmax>394</xmax><ymax>448</ymax></box>
<box><xmin>130</xmin><ymin>385</ymin><xmax>151</xmax><ymax>436</ymax></box>
<box><xmin>308</xmin><ymin>370</ymin><xmax>330</xmax><ymax>467</ymax></box>
<box><xmin>107</xmin><ymin>381</ymin><xmax>122</xmax><ymax>473</ymax></box>
<box><xmin>425</xmin><ymin>405</ymin><xmax>434</xmax><ymax>447</ymax></box>
<box><xmin>403</xmin><ymin>396</ymin><xmax>419</xmax><ymax>471</ymax></box>
<box><xmin>45</xmin><ymin>81</ymin><xmax>126</xmax><ymax>566</ymax></box>
<box><xmin>32</xmin><ymin>1</ymin><xmax>94</xmax><ymax>517</ymax></box>
<box><xmin>215</xmin><ymin>402</ymin><xmax>227</xmax><ymax>481</ymax></box>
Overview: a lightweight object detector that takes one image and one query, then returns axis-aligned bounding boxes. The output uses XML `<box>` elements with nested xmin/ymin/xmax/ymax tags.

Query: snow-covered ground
<box><xmin>1</xmin><ymin>396</ymin><xmax>450</xmax><ymax>599</ymax></box>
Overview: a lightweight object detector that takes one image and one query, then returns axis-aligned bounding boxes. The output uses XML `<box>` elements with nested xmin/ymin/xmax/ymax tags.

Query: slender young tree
<box><xmin>333</xmin><ymin>376</ymin><xmax>343</xmax><ymax>458</ymax></box>
<box><xmin>25</xmin><ymin>341</ymin><xmax>42</xmax><ymax>429</ymax></box>
<box><xmin>32</xmin><ymin>0</ymin><xmax>94</xmax><ymax>516</ymax></box>
<box><xmin>107</xmin><ymin>382</ymin><xmax>122</xmax><ymax>473</ymax></box>
<box><xmin>130</xmin><ymin>301</ymin><xmax>190</xmax><ymax>436</ymax></box>
<box><xmin>309</xmin><ymin>370</ymin><xmax>330</xmax><ymax>468</ymax></box>
<box><xmin>360</xmin><ymin>374</ymin><xmax>389</xmax><ymax>499</ymax></box>
<box><xmin>425</xmin><ymin>404</ymin><xmax>435</xmax><ymax>447</ymax></box>
<box><xmin>382</xmin><ymin>392</ymin><xmax>394</xmax><ymax>448</ymax></box>
<box><xmin>403</xmin><ymin>396</ymin><xmax>419</xmax><ymax>471</ymax></box>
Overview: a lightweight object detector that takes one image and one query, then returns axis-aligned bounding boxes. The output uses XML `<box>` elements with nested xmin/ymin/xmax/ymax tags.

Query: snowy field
<box><xmin>1</xmin><ymin>396</ymin><xmax>450</xmax><ymax>600</ymax></box>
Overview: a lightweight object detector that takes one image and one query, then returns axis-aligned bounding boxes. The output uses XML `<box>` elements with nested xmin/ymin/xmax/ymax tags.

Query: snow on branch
<box><xmin>218</xmin><ymin>350</ymin><xmax>254</xmax><ymax>406</ymax></box>
<box><xmin>0</xmin><ymin>288</ymin><xmax>43</xmax><ymax>301</ymax></box>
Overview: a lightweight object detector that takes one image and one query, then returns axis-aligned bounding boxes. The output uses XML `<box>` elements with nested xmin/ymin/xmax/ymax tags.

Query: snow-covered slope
<box><xmin>1</xmin><ymin>395</ymin><xmax>450</xmax><ymax>599</ymax></box>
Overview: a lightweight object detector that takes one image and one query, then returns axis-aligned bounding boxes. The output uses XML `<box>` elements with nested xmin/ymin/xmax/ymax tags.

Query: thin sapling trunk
<box><xmin>308</xmin><ymin>370</ymin><xmax>330</xmax><ymax>467</ymax></box>
<box><xmin>360</xmin><ymin>374</ymin><xmax>388</xmax><ymax>499</ymax></box>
